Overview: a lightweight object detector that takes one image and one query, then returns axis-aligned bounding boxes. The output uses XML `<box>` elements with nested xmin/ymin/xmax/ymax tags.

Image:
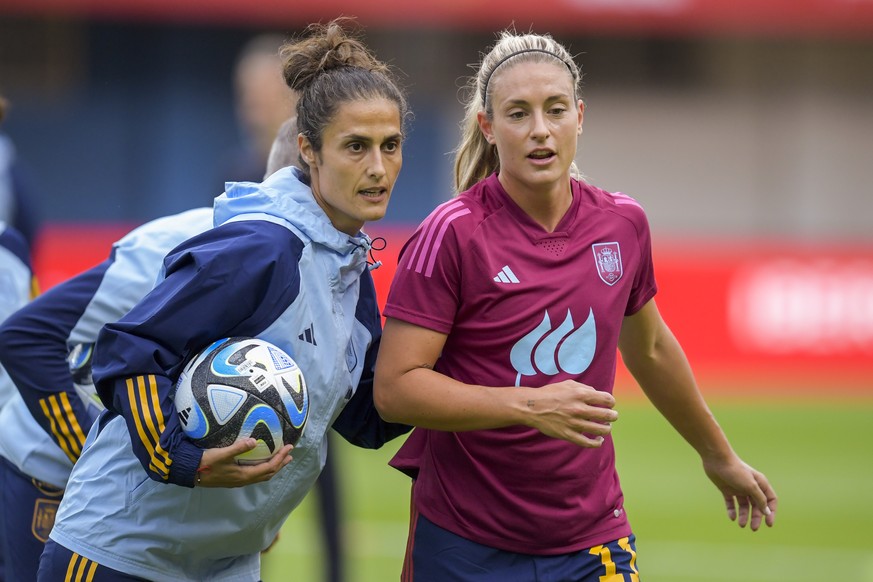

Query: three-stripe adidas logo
<box><xmin>493</xmin><ymin>265</ymin><xmax>520</xmax><ymax>284</ymax></box>
<box><xmin>298</xmin><ymin>324</ymin><xmax>317</xmax><ymax>345</ymax></box>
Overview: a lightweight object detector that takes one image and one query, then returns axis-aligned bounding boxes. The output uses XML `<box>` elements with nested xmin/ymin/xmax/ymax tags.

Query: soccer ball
<box><xmin>173</xmin><ymin>337</ymin><xmax>309</xmax><ymax>465</ymax></box>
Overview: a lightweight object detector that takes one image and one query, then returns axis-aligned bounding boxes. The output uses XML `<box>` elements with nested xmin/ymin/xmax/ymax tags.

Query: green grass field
<box><xmin>262</xmin><ymin>396</ymin><xmax>873</xmax><ymax>582</ymax></box>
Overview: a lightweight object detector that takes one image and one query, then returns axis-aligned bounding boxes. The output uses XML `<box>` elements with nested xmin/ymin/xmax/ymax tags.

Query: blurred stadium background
<box><xmin>1</xmin><ymin>1</ymin><xmax>871</xmax><ymax>580</ymax></box>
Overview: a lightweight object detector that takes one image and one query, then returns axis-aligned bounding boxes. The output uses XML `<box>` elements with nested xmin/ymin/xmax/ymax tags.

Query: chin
<box><xmin>540</xmin><ymin>164</ymin><xmax>572</xmax><ymax>181</ymax></box>
<box><xmin>365</xmin><ymin>203</ymin><xmax>390</xmax><ymax>221</ymax></box>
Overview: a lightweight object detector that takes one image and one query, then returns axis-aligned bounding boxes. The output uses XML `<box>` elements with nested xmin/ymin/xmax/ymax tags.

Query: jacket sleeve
<box><xmin>0</xmin><ymin>211</ymin><xmax>211</xmax><ymax>465</ymax></box>
<box><xmin>331</xmin><ymin>271</ymin><xmax>411</xmax><ymax>448</ymax></box>
<box><xmin>94</xmin><ymin>222</ymin><xmax>302</xmax><ymax>487</ymax></box>
<box><xmin>0</xmin><ymin>260</ymin><xmax>110</xmax><ymax>463</ymax></box>
<box><xmin>332</xmin><ymin>335</ymin><xmax>411</xmax><ymax>449</ymax></box>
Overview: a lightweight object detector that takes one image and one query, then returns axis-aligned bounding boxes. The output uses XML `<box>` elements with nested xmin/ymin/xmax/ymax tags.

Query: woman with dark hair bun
<box><xmin>38</xmin><ymin>19</ymin><xmax>411</xmax><ymax>582</ymax></box>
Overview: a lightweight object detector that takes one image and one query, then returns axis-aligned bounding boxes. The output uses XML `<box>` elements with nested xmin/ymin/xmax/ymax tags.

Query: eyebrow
<box><xmin>504</xmin><ymin>94</ymin><xmax>571</xmax><ymax>106</ymax></box>
<box><xmin>342</xmin><ymin>132</ymin><xmax>403</xmax><ymax>143</ymax></box>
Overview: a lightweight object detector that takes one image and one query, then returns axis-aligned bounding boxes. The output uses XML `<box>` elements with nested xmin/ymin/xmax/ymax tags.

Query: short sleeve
<box><xmin>622</xmin><ymin>199</ymin><xmax>658</xmax><ymax>316</ymax></box>
<box><xmin>382</xmin><ymin>203</ymin><xmax>468</xmax><ymax>334</ymax></box>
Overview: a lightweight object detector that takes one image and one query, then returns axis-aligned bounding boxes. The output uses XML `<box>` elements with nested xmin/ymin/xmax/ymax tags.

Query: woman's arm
<box><xmin>618</xmin><ymin>299</ymin><xmax>778</xmax><ymax>530</ymax></box>
<box><xmin>374</xmin><ymin>317</ymin><xmax>618</xmax><ymax>448</ymax></box>
<box><xmin>0</xmin><ymin>263</ymin><xmax>109</xmax><ymax>462</ymax></box>
<box><xmin>94</xmin><ymin>221</ymin><xmax>303</xmax><ymax>487</ymax></box>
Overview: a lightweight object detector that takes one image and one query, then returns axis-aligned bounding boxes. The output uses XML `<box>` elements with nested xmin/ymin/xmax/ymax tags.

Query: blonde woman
<box><xmin>375</xmin><ymin>30</ymin><xmax>777</xmax><ymax>581</ymax></box>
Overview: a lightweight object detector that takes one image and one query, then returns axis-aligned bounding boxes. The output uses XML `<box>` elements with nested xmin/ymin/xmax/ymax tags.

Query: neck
<box><xmin>497</xmin><ymin>173</ymin><xmax>573</xmax><ymax>233</ymax></box>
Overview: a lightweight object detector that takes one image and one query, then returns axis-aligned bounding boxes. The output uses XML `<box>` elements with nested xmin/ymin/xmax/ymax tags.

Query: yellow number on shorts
<box><xmin>589</xmin><ymin>537</ymin><xmax>640</xmax><ymax>582</ymax></box>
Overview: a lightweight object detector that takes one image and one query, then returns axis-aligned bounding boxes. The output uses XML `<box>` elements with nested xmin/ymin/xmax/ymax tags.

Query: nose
<box><xmin>530</xmin><ymin>111</ymin><xmax>549</xmax><ymax>141</ymax></box>
<box><xmin>368</xmin><ymin>150</ymin><xmax>386</xmax><ymax>180</ymax></box>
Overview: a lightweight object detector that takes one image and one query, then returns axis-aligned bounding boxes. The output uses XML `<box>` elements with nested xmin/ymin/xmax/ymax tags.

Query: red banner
<box><xmin>649</xmin><ymin>239</ymin><xmax>873</xmax><ymax>394</ymax></box>
<box><xmin>3</xmin><ymin>0</ymin><xmax>873</xmax><ymax>36</ymax></box>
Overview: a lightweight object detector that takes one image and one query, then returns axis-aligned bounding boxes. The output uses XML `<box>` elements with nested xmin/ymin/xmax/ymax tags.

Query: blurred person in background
<box><xmin>0</xmin><ymin>218</ymin><xmax>34</xmax><ymax>582</ymax></box>
<box><xmin>375</xmin><ymin>29</ymin><xmax>778</xmax><ymax>581</ymax></box>
<box><xmin>0</xmin><ymin>98</ymin><xmax>37</xmax><ymax>581</ymax></box>
<box><xmin>0</xmin><ymin>218</ymin><xmax>34</xmax><ymax>408</ymax></box>
<box><xmin>217</xmin><ymin>33</ymin><xmax>298</xmax><ymax>188</ymax></box>
<box><xmin>0</xmin><ymin>95</ymin><xmax>41</xmax><ymax>251</ymax></box>
<box><xmin>0</xmin><ymin>206</ymin><xmax>214</xmax><ymax>582</ymax></box>
<box><xmin>38</xmin><ymin>20</ymin><xmax>410</xmax><ymax>581</ymax></box>
<box><xmin>0</xmin><ymin>220</ymin><xmax>33</xmax><ymax>357</ymax></box>
<box><xmin>265</xmin><ymin>116</ymin><xmax>299</xmax><ymax>179</ymax></box>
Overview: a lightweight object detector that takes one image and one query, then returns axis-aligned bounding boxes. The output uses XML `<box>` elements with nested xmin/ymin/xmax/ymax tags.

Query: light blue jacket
<box><xmin>0</xmin><ymin>208</ymin><xmax>213</xmax><ymax>488</ymax></box>
<box><xmin>50</xmin><ymin>167</ymin><xmax>407</xmax><ymax>581</ymax></box>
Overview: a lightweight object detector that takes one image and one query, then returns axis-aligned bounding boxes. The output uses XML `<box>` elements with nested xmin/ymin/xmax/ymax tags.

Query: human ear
<box><xmin>298</xmin><ymin>134</ymin><xmax>316</xmax><ymax>167</ymax></box>
<box><xmin>577</xmin><ymin>100</ymin><xmax>585</xmax><ymax>135</ymax></box>
<box><xmin>477</xmin><ymin>111</ymin><xmax>496</xmax><ymax>145</ymax></box>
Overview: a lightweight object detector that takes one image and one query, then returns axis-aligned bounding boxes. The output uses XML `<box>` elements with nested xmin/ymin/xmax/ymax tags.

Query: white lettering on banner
<box><xmin>728</xmin><ymin>259</ymin><xmax>873</xmax><ymax>355</ymax></box>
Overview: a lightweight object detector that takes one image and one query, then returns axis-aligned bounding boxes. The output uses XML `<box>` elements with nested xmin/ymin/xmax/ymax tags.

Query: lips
<box><xmin>528</xmin><ymin>149</ymin><xmax>555</xmax><ymax>160</ymax></box>
<box><xmin>358</xmin><ymin>187</ymin><xmax>387</xmax><ymax>198</ymax></box>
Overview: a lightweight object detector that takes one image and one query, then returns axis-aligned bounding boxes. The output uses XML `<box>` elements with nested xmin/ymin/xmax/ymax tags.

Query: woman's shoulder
<box><xmin>422</xmin><ymin>175</ymin><xmax>504</xmax><ymax>229</ymax></box>
<box><xmin>167</xmin><ymin>219</ymin><xmax>307</xmax><ymax>274</ymax></box>
<box><xmin>416</xmin><ymin>192</ymin><xmax>483</xmax><ymax>237</ymax></box>
<box><xmin>577</xmin><ymin>180</ymin><xmax>649</xmax><ymax>224</ymax></box>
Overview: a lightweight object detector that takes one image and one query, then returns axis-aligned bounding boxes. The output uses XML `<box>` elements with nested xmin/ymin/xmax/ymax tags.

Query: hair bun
<box><xmin>281</xmin><ymin>18</ymin><xmax>387</xmax><ymax>93</ymax></box>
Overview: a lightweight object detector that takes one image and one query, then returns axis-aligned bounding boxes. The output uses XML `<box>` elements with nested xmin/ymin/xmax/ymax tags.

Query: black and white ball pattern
<box><xmin>174</xmin><ymin>337</ymin><xmax>309</xmax><ymax>464</ymax></box>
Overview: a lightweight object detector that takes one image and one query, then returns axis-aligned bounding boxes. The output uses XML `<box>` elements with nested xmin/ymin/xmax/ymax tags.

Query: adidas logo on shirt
<box><xmin>298</xmin><ymin>324</ymin><xmax>317</xmax><ymax>345</ymax></box>
<box><xmin>493</xmin><ymin>265</ymin><xmax>520</xmax><ymax>284</ymax></box>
